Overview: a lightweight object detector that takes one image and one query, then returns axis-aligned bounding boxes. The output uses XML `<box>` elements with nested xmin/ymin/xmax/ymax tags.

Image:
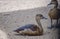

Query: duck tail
<box><xmin>14</xmin><ymin>30</ymin><xmax>19</xmax><ymax>33</ymax></box>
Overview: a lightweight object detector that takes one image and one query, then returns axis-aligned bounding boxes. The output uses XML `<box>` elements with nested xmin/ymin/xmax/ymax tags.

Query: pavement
<box><xmin>0</xmin><ymin>0</ymin><xmax>60</xmax><ymax>39</ymax></box>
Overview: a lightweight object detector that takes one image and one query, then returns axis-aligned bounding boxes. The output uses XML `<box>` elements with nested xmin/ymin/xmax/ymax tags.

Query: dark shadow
<box><xmin>48</xmin><ymin>20</ymin><xmax>60</xmax><ymax>39</ymax></box>
<box><xmin>58</xmin><ymin>25</ymin><xmax>60</xmax><ymax>39</ymax></box>
<box><xmin>56</xmin><ymin>20</ymin><xmax>60</xmax><ymax>39</ymax></box>
<box><xmin>14</xmin><ymin>34</ymin><xmax>26</xmax><ymax>36</ymax></box>
<box><xmin>14</xmin><ymin>34</ymin><xmax>43</xmax><ymax>36</ymax></box>
<box><xmin>54</xmin><ymin>19</ymin><xmax>60</xmax><ymax>39</ymax></box>
<box><xmin>56</xmin><ymin>0</ymin><xmax>60</xmax><ymax>39</ymax></box>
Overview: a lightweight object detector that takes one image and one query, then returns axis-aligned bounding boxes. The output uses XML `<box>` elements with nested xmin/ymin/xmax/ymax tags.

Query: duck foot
<box><xmin>47</xmin><ymin>26</ymin><xmax>54</xmax><ymax>29</ymax></box>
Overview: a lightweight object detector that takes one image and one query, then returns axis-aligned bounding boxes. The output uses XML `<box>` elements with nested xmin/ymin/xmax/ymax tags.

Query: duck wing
<box><xmin>15</xmin><ymin>24</ymin><xmax>36</xmax><ymax>31</ymax></box>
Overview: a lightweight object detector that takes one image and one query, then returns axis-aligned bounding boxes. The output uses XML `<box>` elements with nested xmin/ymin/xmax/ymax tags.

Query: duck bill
<box><xmin>42</xmin><ymin>17</ymin><xmax>47</xmax><ymax>19</ymax></box>
<box><xmin>48</xmin><ymin>2</ymin><xmax>53</xmax><ymax>5</ymax></box>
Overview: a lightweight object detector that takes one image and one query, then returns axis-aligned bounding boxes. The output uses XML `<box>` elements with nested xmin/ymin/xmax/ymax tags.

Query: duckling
<box><xmin>48</xmin><ymin>0</ymin><xmax>60</xmax><ymax>28</ymax></box>
<box><xmin>14</xmin><ymin>14</ymin><xmax>47</xmax><ymax>36</ymax></box>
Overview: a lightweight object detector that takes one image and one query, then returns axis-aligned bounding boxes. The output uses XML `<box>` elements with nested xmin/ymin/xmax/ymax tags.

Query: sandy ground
<box><xmin>0</xmin><ymin>0</ymin><xmax>60</xmax><ymax>39</ymax></box>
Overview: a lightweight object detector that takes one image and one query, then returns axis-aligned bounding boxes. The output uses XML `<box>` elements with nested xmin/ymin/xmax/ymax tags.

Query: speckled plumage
<box><xmin>48</xmin><ymin>0</ymin><xmax>60</xmax><ymax>28</ymax></box>
<box><xmin>49</xmin><ymin>8</ymin><xmax>60</xmax><ymax>19</ymax></box>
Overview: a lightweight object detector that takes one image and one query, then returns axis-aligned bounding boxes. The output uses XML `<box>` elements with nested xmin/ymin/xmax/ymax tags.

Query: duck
<box><xmin>14</xmin><ymin>14</ymin><xmax>47</xmax><ymax>36</ymax></box>
<box><xmin>48</xmin><ymin>0</ymin><xmax>60</xmax><ymax>28</ymax></box>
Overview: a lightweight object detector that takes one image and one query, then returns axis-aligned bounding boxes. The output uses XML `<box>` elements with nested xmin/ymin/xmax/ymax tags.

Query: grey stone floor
<box><xmin>0</xmin><ymin>0</ymin><xmax>60</xmax><ymax>39</ymax></box>
<box><xmin>0</xmin><ymin>7</ymin><xmax>59</xmax><ymax>39</ymax></box>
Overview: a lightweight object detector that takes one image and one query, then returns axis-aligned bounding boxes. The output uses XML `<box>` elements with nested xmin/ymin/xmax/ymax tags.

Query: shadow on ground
<box><xmin>54</xmin><ymin>19</ymin><xmax>60</xmax><ymax>39</ymax></box>
<box><xmin>58</xmin><ymin>20</ymin><xmax>60</xmax><ymax>39</ymax></box>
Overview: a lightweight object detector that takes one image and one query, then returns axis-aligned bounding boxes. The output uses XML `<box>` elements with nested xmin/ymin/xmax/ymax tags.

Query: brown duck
<box><xmin>48</xmin><ymin>0</ymin><xmax>60</xmax><ymax>28</ymax></box>
<box><xmin>14</xmin><ymin>14</ymin><xmax>47</xmax><ymax>36</ymax></box>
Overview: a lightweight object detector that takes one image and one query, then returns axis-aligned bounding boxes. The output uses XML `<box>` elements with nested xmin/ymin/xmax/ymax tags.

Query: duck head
<box><xmin>36</xmin><ymin>14</ymin><xmax>47</xmax><ymax>20</ymax></box>
<box><xmin>48</xmin><ymin>0</ymin><xmax>58</xmax><ymax>5</ymax></box>
<box><xmin>47</xmin><ymin>0</ymin><xmax>58</xmax><ymax>9</ymax></box>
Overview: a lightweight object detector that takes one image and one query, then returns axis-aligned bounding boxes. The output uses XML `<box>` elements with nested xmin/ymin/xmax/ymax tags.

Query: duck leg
<box><xmin>57</xmin><ymin>19</ymin><xmax>58</xmax><ymax>25</ymax></box>
<box><xmin>51</xmin><ymin>19</ymin><xmax>54</xmax><ymax>28</ymax></box>
<box><xmin>48</xmin><ymin>19</ymin><xmax>54</xmax><ymax>29</ymax></box>
<box><xmin>56</xmin><ymin>19</ymin><xmax>58</xmax><ymax>25</ymax></box>
<box><xmin>51</xmin><ymin>19</ymin><xmax>52</xmax><ymax>27</ymax></box>
<box><xmin>55</xmin><ymin>19</ymin><xmax>59</xmax><ymax>28</ymax></box>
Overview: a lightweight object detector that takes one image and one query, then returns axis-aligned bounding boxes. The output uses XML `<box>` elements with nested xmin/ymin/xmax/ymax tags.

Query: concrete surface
<box><xmin>0</xmin><ymin>0</ymin><xmax>60</xmax><ymax>39</ymax></box>
<box><xmin>0</xmin><ymin>0</ymin><xmax>50</xmax><ymax>12</ymax></box>
<box><xmin>0</xmin><ymin>30</ymin><xmax>8</xmax><ymax>39</ymax></box>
